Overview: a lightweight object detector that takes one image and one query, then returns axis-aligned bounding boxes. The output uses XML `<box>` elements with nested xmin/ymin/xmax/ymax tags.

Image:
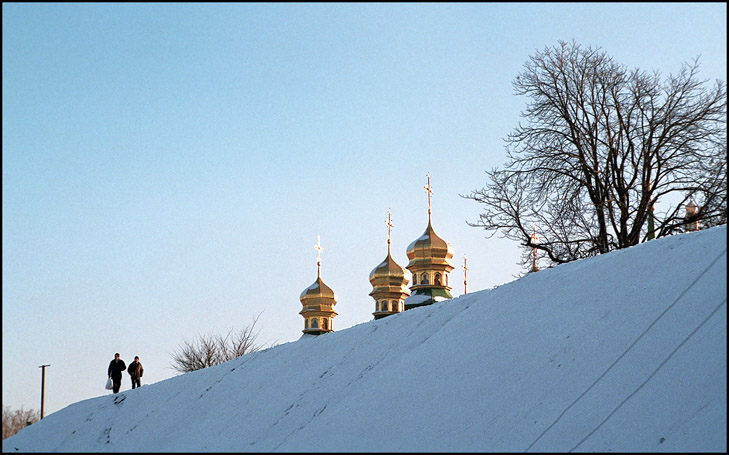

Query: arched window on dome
<box><xmin>304</xmin><ymin>319</ymin><xmax>309</xmax><ymax>328</ymax></box>
<box><xmin>413</xmin><ymin>274</ymin><xmax>418</xmax><ymax>285</ymax></box>
<box><xmin>323</xmin><ymin>318</ymin><xmax>328</xmax><ymax>331</ymax></box>
<box><xmin>312</xmin><ymin>318</ymin><xmax>319</xmax><ymax>329</ymax></box>
<box><xmin>392</xmin><ymin>300</ymin><xmax>398</xmax><ymax>312</ymax></box>
<box><xmin>421</xmin><ymin>273</ymin><xmax>429</xmax><ymax>284</ymax></box>
<box><xmin>382</xmin><ymin>300</ymin><xmax>389</xmax><ymax>312</ymax></box>
<box><xmin>435</xmin><ymin>273</ymin><xmax>442</xmax><ymax>286</ymax></box>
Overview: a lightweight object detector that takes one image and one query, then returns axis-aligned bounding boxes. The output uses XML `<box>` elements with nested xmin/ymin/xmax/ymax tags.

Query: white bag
<box><xmin>105</xmin><ymin>377</ymin><xmax>113</xmax><ymax>390</ymax></box>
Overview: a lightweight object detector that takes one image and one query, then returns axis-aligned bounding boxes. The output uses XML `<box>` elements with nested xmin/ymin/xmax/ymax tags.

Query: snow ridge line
<box><xmin>569</xmin><ymin>296</ymin><xmax>727</xmax><ymax>452</ymax></box>
<box><xmin>524</xmin><ymin>248</ymin><xmax>727</xmax><ymax>453</ymax></box>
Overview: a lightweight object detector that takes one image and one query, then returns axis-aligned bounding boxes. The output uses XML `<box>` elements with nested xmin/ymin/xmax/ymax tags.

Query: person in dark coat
<box><xmin>107</xmin><ymin>353</ymin><xmax>126</xmax><ymax>393</ymax></box>
<box><xmin>127</xmin><ymin>356</ymin><xmax>144</xmax><ymax>389</ymax></box>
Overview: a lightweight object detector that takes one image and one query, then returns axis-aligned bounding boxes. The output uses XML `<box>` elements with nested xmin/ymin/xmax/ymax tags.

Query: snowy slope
<box><xmin>4</xmin><ymin>226</ymin><xmax>727</xmax><ymax>452</ymax></box>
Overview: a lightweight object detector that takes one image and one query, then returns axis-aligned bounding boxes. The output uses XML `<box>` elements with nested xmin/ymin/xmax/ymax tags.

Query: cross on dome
<box><xmin>315</xmin><ymin>235</ymin><xmax>323</xmax><ymax>277</ymax></box>
<box><xmin>424</xmin><ymin>173</ymin><xmax>434</xmax><ymax>222</ymax></box>
<box><xmin>386</xmin><ymin>210</ymin><xmax>393</xmax><ymax>254</ymax></box>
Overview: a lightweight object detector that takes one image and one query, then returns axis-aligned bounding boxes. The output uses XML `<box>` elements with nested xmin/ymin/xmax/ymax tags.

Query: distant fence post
<box><xmin>39</xmin><ymin>364</ymin><xmax>50</xmax><ymax>419</ymax></box>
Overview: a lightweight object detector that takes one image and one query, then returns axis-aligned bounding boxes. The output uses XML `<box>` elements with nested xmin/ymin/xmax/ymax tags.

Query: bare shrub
<box><xmin>2</xmin><ymin>406</ymin><xmax>39</xmax><ymax>440</ymax></box>
<box><xmin>170</xmin><ymin>314</ymin><xmax>264</xmax><ymax>373</ymax></box>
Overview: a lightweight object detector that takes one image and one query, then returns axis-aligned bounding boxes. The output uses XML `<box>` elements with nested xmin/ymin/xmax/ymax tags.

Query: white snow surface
<box><xmin>4</xmin><ymin>226</ymin><xmax>727</xmax><ymax>452</ymax></box>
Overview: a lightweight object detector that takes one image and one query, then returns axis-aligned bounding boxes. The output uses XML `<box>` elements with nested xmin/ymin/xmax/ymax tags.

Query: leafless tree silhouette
<box><xmin>2</xmin><ymin>407</ymin><xmax>39</xmax><ymax>440</ymax></box>
<box><xmin>170</xmin><ymin>314</ymin><xmax>265</xmax><ymax>373</ymax></box>
<box><xmin>465</xmin><ymin>41</ymin><xmax>726</xmax><ymax>271</ymax></box>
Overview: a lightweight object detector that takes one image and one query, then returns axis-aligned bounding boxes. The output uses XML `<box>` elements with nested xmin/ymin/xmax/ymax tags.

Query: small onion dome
<box><xmin>686</xmin><ymin>200</ymin><xmax>698</xmax><ymax>216</ymax></box>
<box><xmin>299</xmin><ymin>276</ymin><xmax>337</xmax><ymax>304</ymax></box>
<box><xmin>300</xmin><ymin>275</ymin><xmax>337</xmax><ymax>335</ymax></box>
<box><xmin>406</xmin><ymin>220</ymin><xmax>455</xmax><ymax>268</ymax></box>
<box><xmin>684</xmin><ymin>200</ymin><xmax>700</xmax><ymax>232</ymax></box>
<box><xmin>369</xmin><ymin>253</ymin><xmax>411</xmax><ymax>295</ymax></box>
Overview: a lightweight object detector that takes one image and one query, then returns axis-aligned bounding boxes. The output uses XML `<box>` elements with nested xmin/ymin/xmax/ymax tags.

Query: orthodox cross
<box><xmin>315</xmin><ymin>235</ymin><xmax>323</xmax><ymax>277</ymax></box>
<box><xmin>386</xmin><ymin>210</ymin><xmax>393</xmax><ymax>254</ymax></box>
<box><xmin>424</xmin><ymin>173</ymin><xmax>434</xmax><ymax>222</ymax></box>
<box><xmin>530</xmin><ymin>226</ymin><xmax>539</xmax><ymax>272</ymax></box>
<box><xmin>462</xmin><ymin>255</ymin><xmax>469</xmax><ymax>295</ymax></box>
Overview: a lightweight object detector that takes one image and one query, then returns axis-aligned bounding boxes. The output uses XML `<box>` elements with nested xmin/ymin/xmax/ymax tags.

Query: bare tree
<box><xmin>465</xmin><ymin>40</ymin><xmax>727</xmax><ymax>271</ymax></box>
<box><xmin>2</xmin><ymin>407</ymin><xmax>39</xmax><ymax>440</ymax></box>
<box><xmin>170</xmin><ymin>314</ymin><xmax>265</xmax><ymax>373</ymax></box>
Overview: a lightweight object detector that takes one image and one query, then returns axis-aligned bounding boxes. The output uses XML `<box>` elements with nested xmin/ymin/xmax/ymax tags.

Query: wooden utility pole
<box><xmin>39</xmin><ymin>364</ymin><xmax>50</xmax><ymax>419</ymax></box>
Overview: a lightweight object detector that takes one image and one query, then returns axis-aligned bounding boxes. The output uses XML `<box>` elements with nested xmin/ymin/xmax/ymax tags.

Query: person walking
<box><xmin>107</xmin><ymin>353</ymin><xmax>126</xmax><ymax>393</ymax></box>
<box><xmin>127</xmin><ymin>356</ymin><xmax>144</xmax><ymax>389</ymax></box>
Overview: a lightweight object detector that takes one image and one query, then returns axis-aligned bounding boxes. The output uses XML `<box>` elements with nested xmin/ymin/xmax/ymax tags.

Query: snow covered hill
<box><xmin>4</xmin><ymin>226</ymin><xmax>727</xmax><ymax>452</ymax></box>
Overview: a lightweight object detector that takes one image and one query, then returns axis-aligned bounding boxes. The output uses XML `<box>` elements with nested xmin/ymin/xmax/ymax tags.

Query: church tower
<box><xmin>369</xmin><ymin>211</ymin><xmax>411</xmax><ymax>319</ymax></box>
<box><xmin>404</xmin><ymin>174</ymin><xmax>455</xmax><ymax>310</ymax></box>
<box><xmin>299</xmin><ymin>236</ymin><xmax>338</xmax><ymax>335</ymax></box>
<box><xmin>684</xmin><ymin>199</ymin><xmax>700</xmax><ymax>232</ymax></box>
<box><xmin>530</xmin><ymin>225</ymin><xmax>539</xmax><ymax>273</ymax></box>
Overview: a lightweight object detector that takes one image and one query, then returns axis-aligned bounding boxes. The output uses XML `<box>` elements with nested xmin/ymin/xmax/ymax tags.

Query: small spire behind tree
<box><xmin>646</xmin><ymin>201</ymin><xmax>656</xmax><ymax>240</ymax></box>
<box><xmin>530</xmin><ymin>226</ymin><xmax>539</xmax><ymax>273</ymax></box>
<box><xmin>462</xmin><ymin>255</ymin><xmax>469</xmax><ymax>295</ymax></box>
<box><xmin>685</xmin><ymin>199</ymin><xmax>700</xmax><ymax>232</ymax></box>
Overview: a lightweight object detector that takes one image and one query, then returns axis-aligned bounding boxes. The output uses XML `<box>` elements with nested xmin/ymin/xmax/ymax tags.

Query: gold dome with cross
<box><xmin>369</xmin><ymin>210</ymin><xmax>411</xmax><ymax>319</ymax></box>
<box><xmin>299</xmin><ymin>235</ymin><xmax>338</xmax><ymax>334</ymax></box>
<box><xmin>404</xmin><ymin>173</ymin><xmax>455</xmax><ymax>309</ymax></box>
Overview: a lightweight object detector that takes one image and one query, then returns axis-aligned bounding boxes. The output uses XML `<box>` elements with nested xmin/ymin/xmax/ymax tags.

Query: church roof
<box><xmin>404</xmin><ymin>287</ymin><xmax>453</xmax><ymax>309</ymax></box>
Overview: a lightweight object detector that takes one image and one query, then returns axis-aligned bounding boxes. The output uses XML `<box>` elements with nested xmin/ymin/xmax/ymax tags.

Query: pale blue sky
<box><xmin>3</xmin><ymin>3</ymin><xmax>726</xmax><ymax>415</ymax></box>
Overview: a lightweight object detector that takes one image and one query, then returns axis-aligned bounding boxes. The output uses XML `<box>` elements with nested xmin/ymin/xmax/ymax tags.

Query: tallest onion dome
<box><xmin>404</xmin><ymin>174</ymin><xmax>454</xmax><ymax>310</ymax></box>
<box><xmin>405</xmin><ymin>219</ymin><xmax>455</xmax><ymax>270</ymax></box>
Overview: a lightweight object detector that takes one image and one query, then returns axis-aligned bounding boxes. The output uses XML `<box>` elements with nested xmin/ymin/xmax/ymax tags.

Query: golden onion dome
<box><xmin>406</xmin><ymin>220</ymin><xmax>455</xmax><ymax>268</ymax></box>
<box><xmin>299</xmin><ymin>276</ymin><xmax>337</xmax><ymax>304</ymax></box>
<box><xmin>369</xmin><ymin>253</ymin><xmax>409</xmax><ymax>283</ymax></box>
